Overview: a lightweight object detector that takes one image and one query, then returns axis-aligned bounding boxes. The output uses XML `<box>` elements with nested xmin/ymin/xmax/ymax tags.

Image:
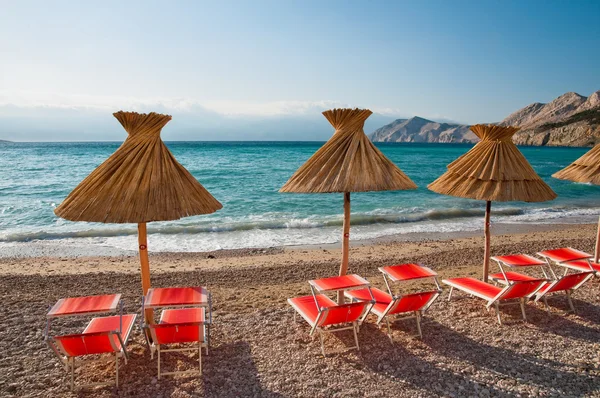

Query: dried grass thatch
<box><xmin>280</xmin><ymin>108</ymin><xmax>417</xmax><ymax>193</ymax></box>
<box><xmin>428</xmin><ymin>124</ymin><xmax>556</xmax><ymax>202</ymax></box>
<box><xmin>55</xmin><ymin>111</ymin><xmax>222</xmax><ymax>223</ymax></box>
<box><xmin>553</xmin><ymin>143</ymin><xmax>600</xmax><ymax>185</ymax></box>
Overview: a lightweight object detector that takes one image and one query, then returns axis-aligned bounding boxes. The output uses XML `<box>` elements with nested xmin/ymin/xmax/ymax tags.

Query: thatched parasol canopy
<box><xmin>553</xmin><ymin>143</ymin><xmax>600</xmax><ymax>261</ymax></box>
<box><xmin>428</xmin><ymin>124</ymin><xmax>556</xmax><ymax>203</ymax></box>
<box><xmin>55</xmin><ymin>111</ymin><xmax>222</xmax><ymax>223</ymax></box>
<box><xmin>428</xmin><ymin>124</ymin><xmax>556</xmax><ymax>281</ymax></box>
<box><xmin>55</xmin><ymin>111</ymin><xmax>222</xmax><ymax>321</ymax></box>
<box><xmin>553</xmin><ymin>143</ymin><xmax>600</xmax><ymax>185</ymax></box>
<box><xmin>280</xmin><ymin>108</ymin><xmax>416</xmax><ymax>296</ymax></box>
<box><xmin>280</xmin><ymin>108</ymin><xmax>416</xmax><ymax>193</ymax></box>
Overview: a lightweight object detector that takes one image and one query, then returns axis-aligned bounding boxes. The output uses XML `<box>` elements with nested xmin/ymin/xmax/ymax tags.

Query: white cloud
<box><xmin>0</xmin><ymin>90</ymin><xmax>368</xmax><ymax>118</ymax></box>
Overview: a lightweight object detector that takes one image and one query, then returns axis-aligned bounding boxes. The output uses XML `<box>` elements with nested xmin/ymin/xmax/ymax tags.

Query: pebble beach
<box><xmin>2</xmin><ymin>224</ymin><xmax>599</xmax><ymax>397</ymax></box>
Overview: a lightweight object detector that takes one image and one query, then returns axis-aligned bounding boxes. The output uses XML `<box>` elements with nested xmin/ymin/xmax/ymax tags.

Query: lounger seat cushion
<box><xmin>288</xmin><ymin>295</ymin><xmax>336</xmax><ymax>325</ymax></box>
<box><xmin>489</xmin><ymin>271</ymin><xmax>538</xmax><ymax>282</ymax></box>
<box><xmin>443</xmin><ymin>277</ymin><xmax>502</xmax><ymax>300</ymax></box>
<box><xmin>535</xmin><ymin>272</ymin><xmax>594</xmax><ymax>296</ymax></box>
<box><xmin>289</xmin><ymin>295</ymin><xmax>367</xmax><ymax>327</ymax></box>
<box><xmin>160</xmin><ymin>308</ymin><xmax>205</xmax><ymax>324</ymax></box>
<box><xmin>562</xmin><ymin>260</ymin><xmax>600</xmax><ymax>273</ymax></box>
<box><xmin>149</xmin><ymin>323</ymin><xmax>205</xmax><ymax>345</ymax></box>
<box><xmin>56</xmin><ymin>314</ymin><xmax>137</xmax><ymax>357</ymax></box>
<box><xmin>345</xmin><ymin>288</ymin><xmax>391</xmax><ymax>315</ymax></box>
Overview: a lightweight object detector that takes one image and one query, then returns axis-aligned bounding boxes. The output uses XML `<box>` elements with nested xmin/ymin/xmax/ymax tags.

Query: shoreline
<box><xmin>1</xmin><ymin>222</ymin><xmax>597</xmax><ymax>276</ymax></box>
<box><xmin>0</xmin><ymin>220</ymin><xmax>595</xmax><ymax>260</ymax></box>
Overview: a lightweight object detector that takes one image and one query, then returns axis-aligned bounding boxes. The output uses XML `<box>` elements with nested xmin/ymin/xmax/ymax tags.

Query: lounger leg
<box><xmin>566</xmin><ymin>290</ymin><xmax>575</xmax><ymax>313</ymax></box>
<box><xmin>494</xmin><ymin>302</ymin><xmax>502</xmax><ymax>325</ymax></box>
<box><xmin>115</xmin><ymin>354</ymin><xmax>119</xmax><ymax>388</ymax></box>
<box><xmin>447</xmin><ymin>287</ymin><xmax>454</xmax><ymax>301</ymax></box>
<box><xmin>353</xmin><ymin>323</ymin><xmax>360</xmax><ymax>351</ymax></box>
<box><xmin>70</xmin><ymin>358</ymin><xmax>74</xmax><ymax>391</ymax></box>
<box><xmin>199</xmin><ymin>342</ymin><xmax>202</xmax><ymax>375</ymax></box>
<box><xmin>157</xmin><ymin>346</ymin><xmax>161</xmax><ymax>379</ymax></box>
<box><xmin>520</xmin><ymin>298</ymin><xmax>527</xmax><ymax>322</ymax></box>
<box><xmin>385</xmin><ymin>318</ymin><xmax>392</xmax><ymax>341</ymax></box>
<box><xmin>416</xmin><ymin>312</ymin><xmax>423</xmax><ymax>339</ymax></box>
<box><xmin>543</xmin><ymin>296</ymin><xmax>550</xmax><ymax>313</ymax></box>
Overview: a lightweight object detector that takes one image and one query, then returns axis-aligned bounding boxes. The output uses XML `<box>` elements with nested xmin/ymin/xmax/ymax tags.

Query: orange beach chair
<box><xmin>146</xmin><ymin>308</ymin><xmax>206</xmax><ymax>378</ymax></box>
<box><xmin>288</xmin><ymin>274</ymin><xmax>373</xmax><ymax>356</ymax></box>
<box><xmin>345</xmin><ymin>263</ymin><xmax>441</xmax><ymax>338</ymax></box>
<box><xmin>535</xmin><ymin>248</ymin><xmax>596</xmax><ymax>312</ymax></box>
<box><xmin>443</xmin><ymin>277</ymin><xmax>546</xmax><ymax>324</ymax></box>
<box><xmin>142</xmin><ymin>287</ymin><xmax>210</xmax><ymax>378</ymax></box>
<box><xmin>45</xmin><ymin>294</ymin><xmax>137</xmax><ymax>390</ymax></box>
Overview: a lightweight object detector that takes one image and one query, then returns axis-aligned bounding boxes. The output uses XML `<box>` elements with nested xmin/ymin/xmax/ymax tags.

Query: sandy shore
<box><xmin>1</xmin><ymin>224</ymin><xmax>599</xmax><ymax>397</ymax></box>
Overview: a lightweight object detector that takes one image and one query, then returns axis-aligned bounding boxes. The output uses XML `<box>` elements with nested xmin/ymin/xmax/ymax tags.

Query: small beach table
<box><xmin>44</xmin><ymin>294</ymin><xmax>137</xmax><ymax>390</ymax></box>
<box><xmin>142</xmin><ymin>286</ymin><xmax>212</xmax><ymax>351</ymax></box>
<box><xmin>489</xmin><ymin>254</ymin><xmax>550</xmax><ymax>284</ymax></box>
<box><xmin>309</xmin><ymin>274</ymin><xmax>373</xmax><ymax>305</ymax></box>
<box><xmin>346</xmin><ymin>264</ymin><xmax>441</xmax><ymax>338</ymax></box>
<box><xmin>537</xmin><ymin>247</ymin><xmax>599</xmax><ymax>274</ymax></box>
<box><xmin>46</xmin><ymin>293</ymin><xmax>123</xmax><ymax>333</ymax></box>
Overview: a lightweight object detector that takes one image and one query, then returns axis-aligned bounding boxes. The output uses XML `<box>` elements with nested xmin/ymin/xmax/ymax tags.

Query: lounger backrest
<box><xmin>499</xmin><ymin>280</ymin><xmax>545</xmax><ymax>300</ymax></box>
<box><xmin>318</xmin><ymin>302</ymin><xmax>367</xmax><ymax>327</ymax></box>
<box><xmin>546</xmin><ymin>272</ymin><xmax>593</xmax><ymax>293</ymax></box>
<box><xmin>389</xmin><ymin>291</ymin><xmax>438</xmax><ymax>315</ymax></box>
<box><xmin>53</xmin><ymin>331</ymin><xmax>120</xmax><ymax>357</ymax></box>
<box><xmin>148</xmin><ymin>322</ymin><xmax>205</xmax><ymax>345</ymax></box>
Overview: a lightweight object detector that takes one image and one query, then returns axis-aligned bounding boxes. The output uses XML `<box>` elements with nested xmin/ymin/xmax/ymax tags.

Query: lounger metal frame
<box><xmin>141</xmin><ymin>291</ymin><xmax>212</xmax><ymax>354</ymax></box>
<box><xmin>536</xmin><ymin>248</ymin><xmax>596</xmax><ymax>312</ymax></box>
<box><xmin>444</xmin><ymin>279</ymin><xmax>546</xmax><ymax>325</ymax></box>
<box><xmin>44</xmin><ymin>301</ymin><xmax>135</xmax><ymax>391</ymax></box>
<box><xmin>373</xmin><ymin>265</ymin><xmax>441</xmax><ymax>339</ymax></box>
<box><xmin>146</xmin><ymin>321</ymin><xmax>206</xmax><ymax>378</ymax></box>
<box><xmin>293</xmin><ymin>302</ymin><xmax>364</xmax><ymax>357</ymax></box>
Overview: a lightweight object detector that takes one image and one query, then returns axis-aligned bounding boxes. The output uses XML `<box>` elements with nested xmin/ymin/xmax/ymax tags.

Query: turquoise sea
<box><xmin>0</xmin><ymin>141</ymin><xmax>598</xmax><ymax>255</ymax></box>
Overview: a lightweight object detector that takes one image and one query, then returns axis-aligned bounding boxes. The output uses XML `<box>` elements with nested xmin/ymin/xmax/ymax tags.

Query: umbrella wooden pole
<box><xmin>338</xmin><ymin>192</ymin><xmax>351</xmax><ymax>303</ymax></box>
<box><xmin>138</xmin><ymin>223</ymin><xmax>154</xmax><ymax>323</ymax></box>
<box><xmin>595</xmin><ymin>215</ymin><xmax>600</xmax><ymax>263</ymax></box>
<box><xmin>483</xmin><ymin>201</ymin><xmax>491</xmax><ymax>282</ymax></box>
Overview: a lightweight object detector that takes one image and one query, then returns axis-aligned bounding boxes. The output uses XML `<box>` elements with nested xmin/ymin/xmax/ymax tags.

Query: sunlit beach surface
<box><xmin>2</xmin><ymin>225</ymin><xmax>599</xmax><ymax>397</ymax></box>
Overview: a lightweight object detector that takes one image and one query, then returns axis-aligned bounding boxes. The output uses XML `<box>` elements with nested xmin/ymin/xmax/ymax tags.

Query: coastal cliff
<box><xmin>370</xmin><ymin>90</ymin><xmax>600</xmax><ymax>146</ymax></box>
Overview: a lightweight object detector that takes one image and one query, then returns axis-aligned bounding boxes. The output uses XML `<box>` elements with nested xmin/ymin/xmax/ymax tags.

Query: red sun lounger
<box><xmin>145</xmin><ymin>308</ymin><xmax>207</xmax><ymax>378</ymax></box>
<box><xmin>288</xmin><ymin>294</ymin><xmax>370</xmax><ymax>356</ymax></box>
<box><xmin>533</xmin><ymin>271</ymin><xmax>595</xmax><ymax>312</ymax></box>
<box><xmin>345</xmin><ymin>263</ymin><xmax>441</xmax><ymax>338</ymax></box>
<box><xmin>489</xmin><ymin>254</ymin><xmax>549</xmax><ymax>284</ymax></box>
<box><xmin>46</xmin><ymin>313</ymin><xmax>137</xmax><ymax>390</ymax></box>
<box><xmin>443</xmin><ymin>277</ymin><xmax>546</xmax><ymax>325</ymax></box>
<box><xmin>535</xmin><ymin>248</ymin><xmax>597</xmax><ymax>312</ymax></box>
<box><xmin>537</xmin><ymin>247</ymin><xmax>600</xmax><ymax>275</ymax></box>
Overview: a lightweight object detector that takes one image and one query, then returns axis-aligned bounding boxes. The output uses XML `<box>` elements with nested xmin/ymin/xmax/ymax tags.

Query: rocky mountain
<box><xmin>370</xmin><ymin>90</ymin><xmax>600</xmax><ymax>147</ymax></box>
<box><xmin>501</xmin><ymin>90</ymin><xmax>600</xmax><ymax>146</ymax></box>
<box><xmin>369</xmin><ymin>116</ymin><xmax>476</xmax><ymax>143</ymax></box>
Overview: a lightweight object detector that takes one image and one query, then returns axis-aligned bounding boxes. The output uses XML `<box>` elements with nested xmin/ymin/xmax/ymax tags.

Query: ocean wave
<box><xmin>0</xmin><ymin>206</ymin><xmax>568</xmax><ymax>244</ymax></box>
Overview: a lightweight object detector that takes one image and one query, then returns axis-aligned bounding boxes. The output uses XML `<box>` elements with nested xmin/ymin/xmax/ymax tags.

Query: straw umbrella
<box><xmin>553</xmin><ymin>143</ymin><xmax>600</xmax><ymax>262</ymax></box>
<box><xmin>280</xmin><ymin>108</ymin><xmax>417</xmax><ymax>301</ymax></box>
<box><xmin>55</xmin><ymin>111</ymin><xmax>222</xmax><ymax>320</ymax></box>
<box><xmin>428</xmin><ymin>124</ymin><xmax>556</xmax><ymax>282</ymax></box>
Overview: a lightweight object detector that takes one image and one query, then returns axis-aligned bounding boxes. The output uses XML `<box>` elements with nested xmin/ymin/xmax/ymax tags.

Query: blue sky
<box><xmin>0</xmin><ymin>0</ymin><xmax>599</xmax><ymax>140</ymax></box>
